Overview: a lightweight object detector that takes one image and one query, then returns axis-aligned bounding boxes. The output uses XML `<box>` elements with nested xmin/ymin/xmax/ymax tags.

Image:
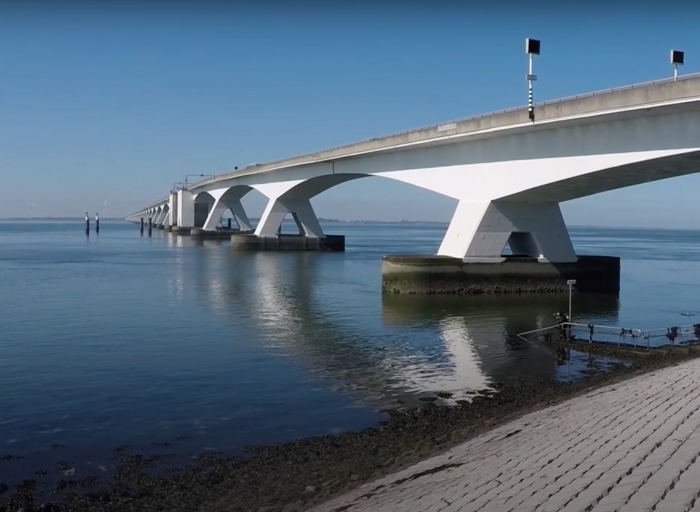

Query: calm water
<box><xmin>1</xmin><ymin>221</ymin><xmax>699</xmax><ymax>484</ymax></box>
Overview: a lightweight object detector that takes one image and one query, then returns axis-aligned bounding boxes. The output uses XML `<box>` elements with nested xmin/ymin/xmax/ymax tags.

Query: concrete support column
<box><xmin>154</xmin><ymin>208</ymin><xmax>165</xmax><ymax>225</ymax></box>
<box><xmin>437</xmin><ymin>200</ymin><xmax>577</xmax><ymax>262</ymax></box>
<box><xmin>168</xmin><ymin>192</ymin><xmax>179</xmax><ymax>226</ymax></box>
<box><xmin>228</xmin><ymin>200</ymin><xmax>253</xmax><ymax>231</ymax></box>
<box><xmin>177</xmin><ymin>189</ymin><xmax>195</xmax><ymax>228</ymax></box>
<box><xmin>161</xmin><ymin>206</ymin><xmax>171</xmax><ymax>227</ymax></box>
<box><xmin>202</xmin><ymin>197</ymin><xmax>228</xmax><ymax>231</ymax></box>
<box><xmin>255</xmin><ymin>198</ymin><xmax>324</xmax><ymax>238</ymax></box>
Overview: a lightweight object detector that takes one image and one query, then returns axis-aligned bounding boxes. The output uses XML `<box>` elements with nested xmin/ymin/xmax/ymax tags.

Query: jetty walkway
<box><xmin>312</xmin><ymin>358</ymin><xmax>700</xmax><ymax>512</ymax></box>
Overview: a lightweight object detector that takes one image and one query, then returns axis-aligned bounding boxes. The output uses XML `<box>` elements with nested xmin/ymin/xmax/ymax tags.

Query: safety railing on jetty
<box><xmin>518</xmin><ymin>322</ymin><xmax>700</xmax><ymax>349</ymax></box>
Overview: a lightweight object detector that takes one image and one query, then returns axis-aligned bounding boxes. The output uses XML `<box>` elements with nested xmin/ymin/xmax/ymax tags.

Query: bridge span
<box><xmin>128</xmin><ymin>73</ymin><xmax>700</xmax><ymax>294</ymax></box>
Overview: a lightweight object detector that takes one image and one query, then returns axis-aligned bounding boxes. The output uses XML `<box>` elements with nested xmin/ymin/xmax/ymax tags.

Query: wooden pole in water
<box><xmin>95</xmin><ymin>213</ymin><xmax>100</xmax><ymax>234</ymax></box>
<box><xmin>140</xmin><ymin>217</ymin><xmax>144</xmax><ymax>235</ymax></box>
<box><xmin>85</xmin><ymin>212</ymin><xmax>90</xmax><ymax>236</ymax></box>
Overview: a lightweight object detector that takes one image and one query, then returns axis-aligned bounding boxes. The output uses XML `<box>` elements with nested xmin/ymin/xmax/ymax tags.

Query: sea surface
<box><xmin>1</xmin><ymin>220</ymin><xmax>699</xmax><ymax>485</ymax></box>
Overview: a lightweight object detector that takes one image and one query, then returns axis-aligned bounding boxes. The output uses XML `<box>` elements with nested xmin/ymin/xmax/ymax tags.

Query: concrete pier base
<box><xmin>156</xmin><ymin>224</ymin><xmax>165</xmax><ymax>230</ymax></box>
<box><xmin>190</xmin><ymin>228</ymin><xmax>239</xmax><ymax>240</ymax></box>
<box><xmin>230</xmin><ymin>234</ymin><xmax>345</xmax><ymax>252</ymax></box>
<box><xmin>171</xmin><ymin>226</ymin><xmax>191</xmax><ymax>235</ymax></box>
<box><xmin>381</xmin><ymin>255</ymin><xmax>620</xmax><ymax>295</ymax></box>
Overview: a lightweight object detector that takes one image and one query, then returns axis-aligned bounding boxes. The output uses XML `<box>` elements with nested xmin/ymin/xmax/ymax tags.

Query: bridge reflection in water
<box><xmin>172</xmin><ymin>242</ymin><xmax>620</xmax><ymax>409</ymax></box>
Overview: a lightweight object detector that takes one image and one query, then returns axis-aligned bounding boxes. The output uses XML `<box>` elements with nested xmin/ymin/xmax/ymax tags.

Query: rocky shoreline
<box><xmin>2</xmin><ymin>343</ymin><xmax>699</xmax><ymax>512</ymax></box>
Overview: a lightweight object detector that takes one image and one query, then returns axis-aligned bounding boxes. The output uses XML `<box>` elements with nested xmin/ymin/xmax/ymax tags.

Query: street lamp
<box><xmin>567</xmin><ymin>279</ymin><xmax>577</xmax><ymax>322</ymax></box>
<box><xmin>525</xmin><ymin>38</ymin><xmax>540</xmax><ymax>122</ymax></box>
<box><xmin>671</xmin><ymin>50</ymin><xmax>684</xmax><ymax>80</ymax></box>
<box><xmin>184</xmin><ymin>173</ymin><xmax>214</xmax><ymax>188</ymax></box>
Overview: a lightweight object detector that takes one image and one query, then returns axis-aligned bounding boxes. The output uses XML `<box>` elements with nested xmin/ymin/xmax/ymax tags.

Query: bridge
<box><xmin>129</xmin><ymin>73</ymin><xmax>700</xmax><ymax>264</ymax></box>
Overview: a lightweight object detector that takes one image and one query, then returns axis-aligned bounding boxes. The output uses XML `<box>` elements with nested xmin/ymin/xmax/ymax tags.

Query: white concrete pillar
<box><xmin>154</xmin><ymin>207</ymin><xmax>165</xmax><ymax>225</ymax></box>
<box><xmin>437</xmin><ymin>200</ymin><xmax>577</xmax><ymax>262</ymax></box>
<box><xmin>166</xmin><ymin>193</ymin><xmax>177</xmax><ymax>226</ymax></box>
<box><xmin>202</xmin><ymin>198</ymin><xmax>228</xmax><ymax>231</ymax></box>
<box><xmin>162</xmin><ymin>206</ymin><xmax>171</xmax><ymax>227</ymax></box>
<box><xmin>228</xmin><ymin>200</ymin><xmax>253</xmax><ymax>231</ymax></box>
<box><xmin>202</xmin><ymin>195</ymin><xmax>254</xmax><ymax>231</ymax></box>
<box><xmin>255</xmin><ymin>198</ymin><xmax>324</xmax><ymax>238</ymax></box>
<box><xmin>177</xmin><ymin>189</ymin><xmax>195</xmax><ymax>228</ymax></box>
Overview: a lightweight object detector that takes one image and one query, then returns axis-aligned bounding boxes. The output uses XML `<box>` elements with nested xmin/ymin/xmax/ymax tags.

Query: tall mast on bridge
<box><xmin>525</xmin><ymin>38</ymin><xmax>540</xmax><ymax>122</ymax></box>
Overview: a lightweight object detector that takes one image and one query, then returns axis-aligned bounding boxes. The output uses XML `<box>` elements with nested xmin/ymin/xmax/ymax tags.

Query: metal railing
<box><xmin>518</xmin><ymin>322</ymin><xmax>700</xmax><ymax>349</ymax></box>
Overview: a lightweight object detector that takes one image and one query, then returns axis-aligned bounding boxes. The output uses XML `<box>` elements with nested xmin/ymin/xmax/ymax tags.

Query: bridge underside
<box><xmin>168</xmin><ymin>152</ymin><xmax>700</xmax><ymax>263</ymax></box>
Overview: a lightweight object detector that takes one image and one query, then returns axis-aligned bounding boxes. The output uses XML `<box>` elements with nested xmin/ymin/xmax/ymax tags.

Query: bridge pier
<box><xmin>384</xmin><ymin>200</ymin><xmax>618</xmax><ymax>295</ymax></box>
<box><xmin>438</xmin><ymin>200</ymin><xmax>577</xmax><ymax>262</ymax></box>
<box><xmin>176</xmin><ymin>189</ymin><xmax>195</xmax><ymax>229</ymax></box>
<box><xmin>255</xmin><ymin>197</ymin><xmax>324</xmax><ymax>238</ymax></box>
<box><xmin>202</xmin><ymin>192</ymin><xmax>253</xmax><ymax>232</ymax></box>
<box><xmin>223</xmin><ymin>195</ymin><xmax>344</xmax><ymax>251</ymax></box>
<box><xmin>381</xmin><ymin>255</ymin><xmax>620</xmax><ymax>295</ymax></box>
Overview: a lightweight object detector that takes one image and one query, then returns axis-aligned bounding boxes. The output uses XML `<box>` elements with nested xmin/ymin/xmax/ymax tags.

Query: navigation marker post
<box><xmin>525</xmin><ymin>38</ymin><xmax>540</xmax><ymax>122</ymax></box>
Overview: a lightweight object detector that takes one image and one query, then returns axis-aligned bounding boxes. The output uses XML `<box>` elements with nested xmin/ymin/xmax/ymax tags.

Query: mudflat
<box><xmin>2</xmin><ymin>343</ymin><xmax>699</xmax><ymax>512</ymax></box>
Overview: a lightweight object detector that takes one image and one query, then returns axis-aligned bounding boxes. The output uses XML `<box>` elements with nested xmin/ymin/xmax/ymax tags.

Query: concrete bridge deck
<box><xmin>134</xmin><ymin>72</ymin><xmax>700</xmax><ymax>213</ymax></box>
<box><xmin>312</xmin><ymin>358</ymin><xmax>700</xmax><ymax>512</ymax></box>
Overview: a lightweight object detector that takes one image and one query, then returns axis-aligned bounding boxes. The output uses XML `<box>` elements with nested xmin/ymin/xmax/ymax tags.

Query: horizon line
<box><xmin>0</xmin><ymin>217</ymin><xmax>697</xmax><ymax>232</ymax></box>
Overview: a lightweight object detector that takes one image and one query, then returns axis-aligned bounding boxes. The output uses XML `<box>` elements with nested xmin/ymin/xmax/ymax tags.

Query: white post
<box><xmin>528</xmin><ymin>53</ymin><xmax>534</xmax><ymax>122</ymax></box>
<box><xmin>674</xmin><ymin>64</ymin><xmax>678</xmax><ymax>81</ymax></box>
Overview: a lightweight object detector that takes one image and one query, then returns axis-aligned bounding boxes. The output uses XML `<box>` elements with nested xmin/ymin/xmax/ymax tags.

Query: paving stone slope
<box><xmin>312</xmin><ymin>359</ymin><xmax>700</xmax><ymax>512</ymax></box>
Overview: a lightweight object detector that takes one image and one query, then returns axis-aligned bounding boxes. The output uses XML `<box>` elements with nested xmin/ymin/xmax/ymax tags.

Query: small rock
<box><xmin>63</xmin><ymin>468</ymin><xmax>76</xmax><ymax>476</ymax></box>
<box><xmin>304</xmin><ymin>485</ymin><xmax>317</xmax><ymax>494</ymax></box>
<box><xmin>350</xmin><ymin>474</ymin><xmax>359</xmax><ymax>481</ymax></box>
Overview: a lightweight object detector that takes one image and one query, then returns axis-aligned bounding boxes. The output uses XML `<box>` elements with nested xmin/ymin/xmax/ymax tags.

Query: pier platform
<box><xmin>190</xmin><ymin>227</ymin><xmax>240</xmax><ymax>240</ymax></box>
<box><xmin>381</xmin><ymin>255</ymin><xmax>620</xmax><ymax>295</ymax></box>
<box><xmin>313</xmin><ymin>357</ymin><xmax>700</xmax><ymax>512</ymax></box>
<box><xmin>230</xmin><ymin>233</ymin><xmax>345</xmax><ymax>251</ymax></box>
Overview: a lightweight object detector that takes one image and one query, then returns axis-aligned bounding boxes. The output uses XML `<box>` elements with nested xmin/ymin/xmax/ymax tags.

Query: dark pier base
<box><xmin>230</xmin><ymin>234</ymin><xmax>345</xmax><ymax>252</ymax></box>
<box><xmin>381</xmin><ymin>255</ymin><xmax>620</xmax><ymax>295</ymax></box>
<box><xmin>190</xmin><ymin>228</ymin><xmax>241</xmax><ymax>240</ymax></box>
<box><xmin>171</xmin><ymin>226</ymin><xmax>191</xmax><ymax>235</ymax></box>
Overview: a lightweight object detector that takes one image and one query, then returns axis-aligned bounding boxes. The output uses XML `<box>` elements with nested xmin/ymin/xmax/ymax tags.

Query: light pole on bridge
<box><xmin>525</xmin><ymin>38</ymin><xmax>540</xmax><ymax>122</ymax></box>
<box><xmin>184</xmin><ymin>174</ymin><xmax>214</xmax><ymax>189</ymax></box>
<box><xmin>671</xmin><ymin>50</ymin><xmax>684</xmax><ymax>81</ymax></box>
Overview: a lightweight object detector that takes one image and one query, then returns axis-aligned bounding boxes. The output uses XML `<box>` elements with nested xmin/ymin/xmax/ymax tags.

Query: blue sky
<box><xmin>2</xmin><ymin>1</ymin><xmax>700</xmax><ymax>227</ymax></box>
